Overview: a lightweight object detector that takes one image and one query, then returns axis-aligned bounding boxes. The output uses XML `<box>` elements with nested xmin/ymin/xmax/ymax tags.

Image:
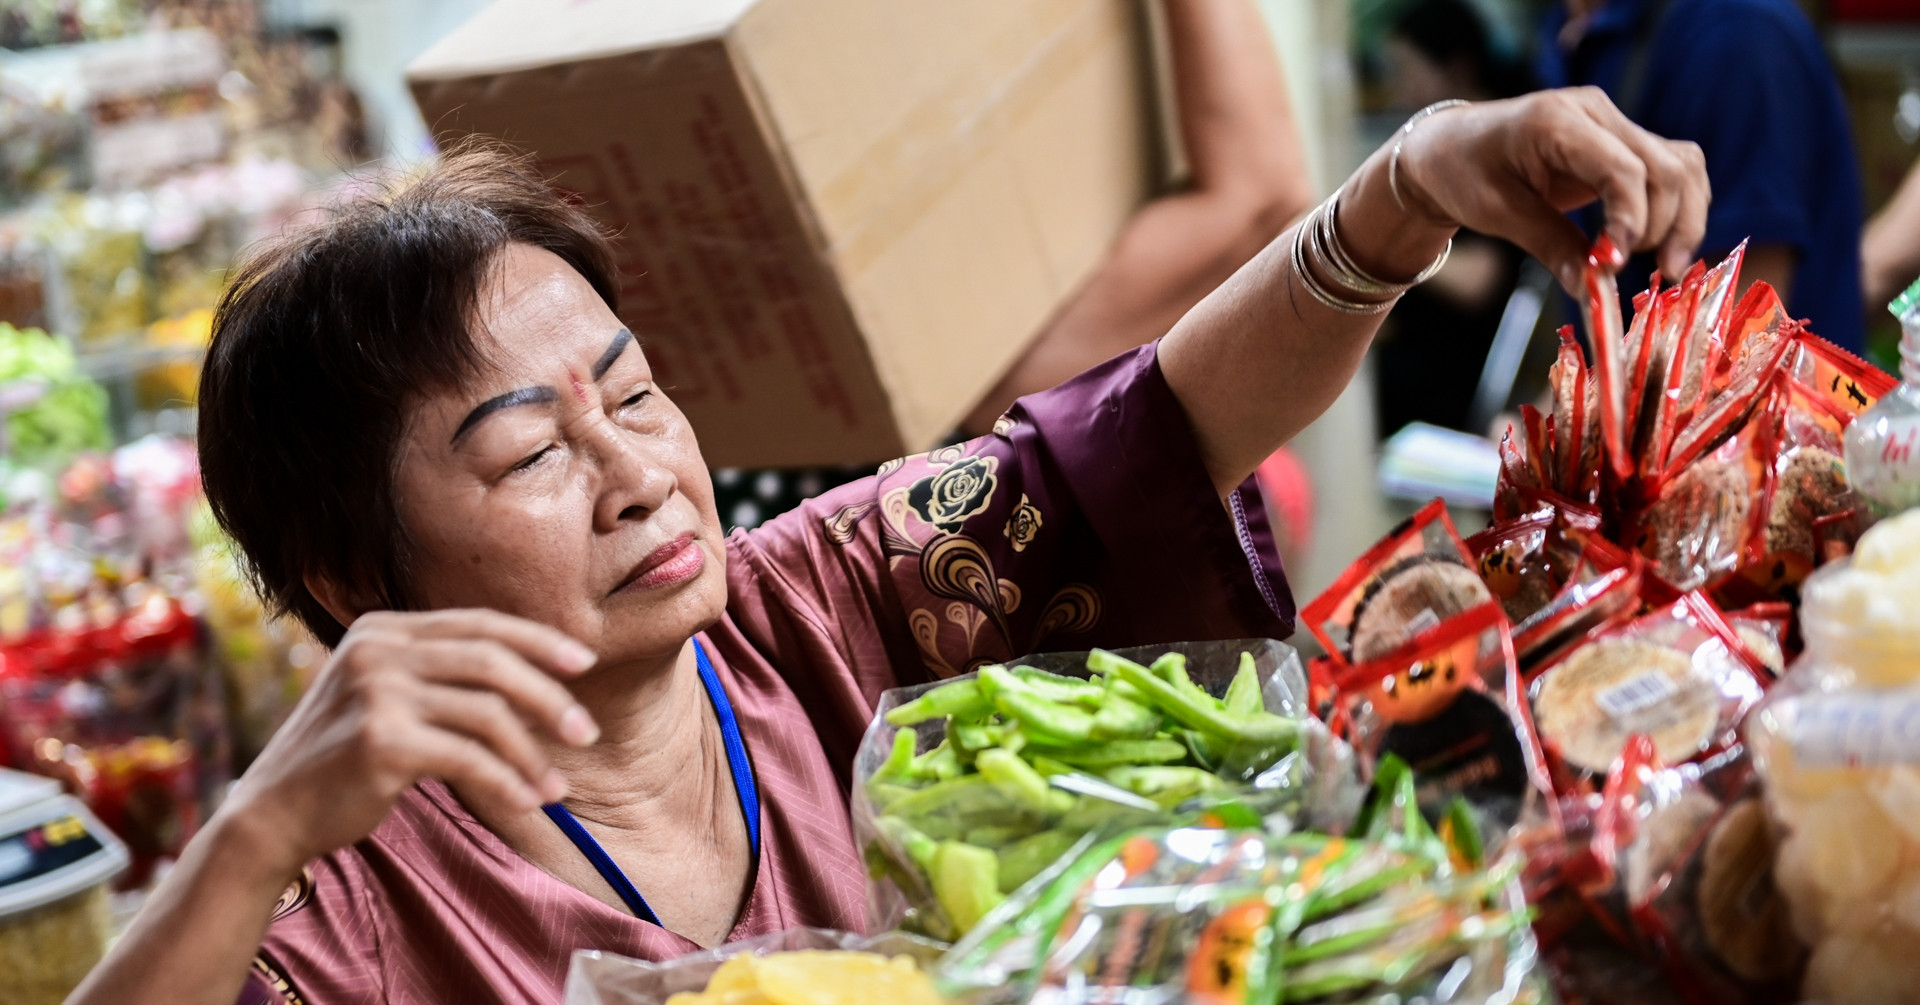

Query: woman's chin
<box><xmin>597</xmin><ymin>558</ymin><xmax>729</xmax><ymax>659</ymax></box>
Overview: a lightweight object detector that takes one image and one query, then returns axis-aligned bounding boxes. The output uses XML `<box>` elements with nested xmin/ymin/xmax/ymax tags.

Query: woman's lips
<box><xmin>617</xmin><ymin>533</ymin><xmax>704</xmax><ymax>593</ymax></box>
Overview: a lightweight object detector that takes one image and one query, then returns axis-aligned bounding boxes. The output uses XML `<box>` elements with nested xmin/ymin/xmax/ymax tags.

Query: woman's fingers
<box><xmin>408</xmin><ymin>638</ymin><xmax>598</xmax><ymax>746</ymax></box>
<box><xmin>1528</xmin><ymin>89</ymin><xmax>1649</xmax><ymax>251</ymax></box>
<box><xmin>1488</xmin><ymin>185</ymin><xmax>1601</xmax><ymax>295</ymax></box>
<box><xmin>395</xmin><ymin>723</ymin><xmax>552</xmax><ymax>813</ymax></box>
<box><xmin>1561</xmin><ymin>88</ymin><xmax>1709</xmax><ymax>276</ymax></box>
<box><xmin>1658</xmin><ymin>140</ymin><xmax>1711</xmax><ymax>278</ymax></box>
<box><xmin>368</xmin><ymin>608</ymin><xmax>598</xmax><ymax>676</ymax></box>
<box><xmin>413</xmin><ymin>682</ymin><xmax>565</xmax><ymax>802</ymax></box>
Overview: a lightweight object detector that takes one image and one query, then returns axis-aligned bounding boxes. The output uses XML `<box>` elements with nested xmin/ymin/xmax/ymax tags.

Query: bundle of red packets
<box><xmin>1305</xmin><ymin>240</ymin><xmax>1895</xmax><ymax>1004</ymax></box>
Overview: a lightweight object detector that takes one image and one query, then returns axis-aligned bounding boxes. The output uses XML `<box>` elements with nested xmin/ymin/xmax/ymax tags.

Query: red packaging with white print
<box><xmin>1665</xmin><ymin>290</ymin><xmax>1797</xmax><ymax>480</ymax></box>
<box><xmin>1525</xmin><ymin>593</ymin><xmax>1769</xmax><ymax>800</ymax></box>
<box><xmin>1783</xmin><ymin>330</ymin><xmax>1897</xmax><ymax>426</ymax></box>
<box><xmin>1512</xmin><ymin>556</ymin><xmax>1643</xmax><ymax>678</ymax></box>
<box><xmin>1326</xmin><ymin>605</ymin><xmax>1555</xmax><ymax>842</ymax></box>
<box><xmin>1299</xmin><ymin>498</ymin><xmax>1487</xmax><ymax>666</ymax></box>
<box><xmin>1469</xmin><ymin>512</ymin><xmax>1559</xmax><ymax>626</ymax></box>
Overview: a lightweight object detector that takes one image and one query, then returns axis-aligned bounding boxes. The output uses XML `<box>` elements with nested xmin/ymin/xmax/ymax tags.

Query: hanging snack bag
<box><xmin>0</xmin><ymin>596</ymin><xmax>226</xmax><ymax>888</ymax></box>
<box><xmin>1675</xmin><ymin>242</ymin><xmax>1747</xmax><ymax>423</ymax></box>
<box><xmin>1583</xmin><ymin>237</ymin><xmax>1632</xmax><ymax>480</ymax></box>
<box><xmin>1727</xmin><ymin>378</ymin><xmax>1866</xmax><ymax>601</ymax></box>
<box><xmin>1784</xmin><ymin>331</ymin><xmax>1896</xmax><ymax>426</ymax></box>
<box><xmin>1528</xmin><ymin>594</ymin><xmax>1768</xmax><ymax>792</ymax></box>
<box><xmin>1665</xmin><ymin>290</ymin><xmax>1796</xmax><ymax>480</ymax></box>
<box><xmin>1299</xmin><ymin>499</ymin><xmax>1488</xmax><ymax>667</ymax></box>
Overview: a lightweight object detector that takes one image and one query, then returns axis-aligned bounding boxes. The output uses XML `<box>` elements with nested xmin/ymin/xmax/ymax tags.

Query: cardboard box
<box><xmin>409</xmin><ymin>0</ymin><xmax>1155</xmax><ymax>467</ymax></box>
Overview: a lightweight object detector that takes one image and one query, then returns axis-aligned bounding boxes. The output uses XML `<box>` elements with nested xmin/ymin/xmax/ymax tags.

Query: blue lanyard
<box><xmin>543</xmin><ymin>638</ymin><xmax>760</xmax><ymax>926</ymax></box>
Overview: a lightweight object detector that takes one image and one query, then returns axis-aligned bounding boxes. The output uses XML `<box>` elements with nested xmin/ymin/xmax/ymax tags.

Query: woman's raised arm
<box><xmin>1159</xmin><ymin>87</ymin><xmax>1709</xmax><ymax>498</ymax></box>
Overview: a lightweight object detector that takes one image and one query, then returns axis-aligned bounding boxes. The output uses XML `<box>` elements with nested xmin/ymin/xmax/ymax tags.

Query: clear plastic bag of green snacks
<box><xmin>934</xmin><ymin>765</ymin><xmax>1548</xmax><ymax>1005</ymax></box>
<box><xmin>855</xmin><ymin>639</ymin><xmax>1359</xmax><ymax>941</ymax></box>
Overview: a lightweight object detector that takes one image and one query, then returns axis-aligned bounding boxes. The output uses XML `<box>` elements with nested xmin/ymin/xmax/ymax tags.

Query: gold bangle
<box><xmin>1388</xmin><ymin>98</ymin><xmax>1470</xmax><ymax>218</ymax></box>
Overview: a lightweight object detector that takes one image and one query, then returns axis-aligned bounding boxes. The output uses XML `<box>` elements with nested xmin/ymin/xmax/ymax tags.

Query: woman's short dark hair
<box><xmin>198</xmin><ymin>138</ymin><xmax>619</xmax><ymax>647</ymax></box>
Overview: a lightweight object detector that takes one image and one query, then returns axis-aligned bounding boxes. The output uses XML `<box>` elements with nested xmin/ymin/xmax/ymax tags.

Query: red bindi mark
<box><xmin>569</xmin><ymin>374</ymin><xmax>589</xmax><ymax>403</ymax></box>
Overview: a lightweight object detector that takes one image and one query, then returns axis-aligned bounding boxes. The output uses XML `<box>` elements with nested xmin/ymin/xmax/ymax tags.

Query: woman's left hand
<box><xmin>1392</xmin><ymin>86</ymin><xmax>1710</xmax><ymax>293</ymax></box>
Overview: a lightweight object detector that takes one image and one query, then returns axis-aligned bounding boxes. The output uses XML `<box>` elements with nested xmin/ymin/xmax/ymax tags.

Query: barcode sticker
<box><xmin>1596</xmin><ymin>672</ymin><xmax>1680</xmax><ymax>720</ymax></box>
<box><xmin>1406</xmin><ymin>608</ymin><xmax>1442</xmax><ymax>636</ymax></box>
<box><xmin>1788</xmin><ymin>694</ymin><xmax>1920</xmax><ymax>768</ymax></box>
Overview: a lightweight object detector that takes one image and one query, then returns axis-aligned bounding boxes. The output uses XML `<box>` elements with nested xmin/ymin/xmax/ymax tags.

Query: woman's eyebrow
<box><xmin>450</xmin><ymin>385</ymin><xmax>560</xmax><ymax>444</ymax></box>
<box><xmin>591</xmin><ymin>328</ymin><xmax>633</xmax><ymax>380</ymax></box>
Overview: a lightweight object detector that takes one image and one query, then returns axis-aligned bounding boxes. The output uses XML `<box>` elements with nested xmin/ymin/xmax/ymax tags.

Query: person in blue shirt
<box><xmin>1537</xmin><ymin>0</ymin><xmax>1866</xmax><ymax>350</ymax></box>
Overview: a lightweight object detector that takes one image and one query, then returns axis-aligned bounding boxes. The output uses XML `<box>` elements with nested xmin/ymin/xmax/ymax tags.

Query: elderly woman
<box><xmin>72</xmin><ymin>88</ymin><xmax>1703</xmax><ymax>1005</ymax></box>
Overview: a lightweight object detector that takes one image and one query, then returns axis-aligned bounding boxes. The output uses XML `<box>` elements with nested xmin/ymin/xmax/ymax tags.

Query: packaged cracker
<box><xmin>1326</xmin><ymin>606</ymin><xmax>1551</xmax><ymax>838</ymax></box>
<box><xmin>1298</xmin><ymin>499</ymin><xmax>1487</xmax><ymax>666</ymax></box>
<box><xmin>1635</xmin><ymin>419</ymin><xmax>1771</xmax><ymax>593</ymax></box>
<box><xmin>1528</xmin><ymin>595</ymin><xmax>1768</xmax><ymax>788</ymax></box>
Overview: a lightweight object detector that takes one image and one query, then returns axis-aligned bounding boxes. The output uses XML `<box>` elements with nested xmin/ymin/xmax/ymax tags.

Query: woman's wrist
<box><xmin>1334</xmin><ymin>147</ymin><xmax>1459</xmax><ymax>286</ymax></box>
<box><xmin>199</xmin><ymin>799</ymin><xmax>312</xmax><ymax>895</ymax></box>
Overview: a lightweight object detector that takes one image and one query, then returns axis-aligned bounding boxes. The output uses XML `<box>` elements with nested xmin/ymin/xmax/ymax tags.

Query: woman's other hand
<box><xmin>1160</xmin><ymin>86</ymin><xmax>1710</xmax><ymax>498</ymax></box>
<box><xmin>1391</xmin><ymin>86</ymin><xmax>1709</xmax><ymax>293</ymax></box>
<box><xmin>224</xmin><ymin>608</ymin><xmax>600</xmax><ymax>875</ymax></box>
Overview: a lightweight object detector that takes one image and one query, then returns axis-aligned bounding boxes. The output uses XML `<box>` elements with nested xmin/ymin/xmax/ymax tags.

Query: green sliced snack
<box><xmin>873</xmin><ymin>727</ymin><xmax>918</xmax><ymax>784</ymax></box>
<box><xmin>991</xmin><ymin>686</ymin><xmax>1096</xmax><ymax>742</ymax></box>
<box><xmin>1093</xmin><ymin>652</ymin><xmax>1298</xmax><ymax>745</ymax></box>
<box><xmin>964</xmin><ymin>825</ymin><xmax>1030</xmax><ymax>849</ymax></box>
<box><xmin>886</xmin><ymin>678</ymin><xmax>992</xmax><ymax>726</ymax></box>
<box><xmin>1009</xmin><ymin>667</ymin><xmax>1107</xmax><ymax>705</ymax></box>
<box><xmin>1224</xmin><ymin>652</ymin><xmax>1264</xmax><ymax>715</ymax></box>
<box><xmin>1025</xmin><ymin>737</ymin><xmax>1188</xmax><ymax>769</ymax></box>
<box><xmin>1105</xmin><ymin>765</ymin><xmax>1227</xmax><ymax>805</ymax></box>
<box><xmin>1090</xmin><ymin>692</ymin><xmax>1161</xmax><ymax>740</ymax></box>
<box><xmin>996</xmin><ymin>829</ymin><xmax>1082</xmax><ymax>893</ymax></box>
<box><xmin>975</xmin><ymin>747</ymin><xmax>1055</xmax><ymax>814</ymax></box>
<box><xmin>909</xmin><ymin>740</ymin><xmax>962</xmax><ymax>782</ymax></box>
<box><xmin>932</xmin><ymin>840</ymin><xmax>1005</xmax><ymax>935</ymax></box>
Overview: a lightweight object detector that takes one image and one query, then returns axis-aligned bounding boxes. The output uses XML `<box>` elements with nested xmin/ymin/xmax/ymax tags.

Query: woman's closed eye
<box><xmin>509</xmin><ymin>443</ymin><xmax>555</xmax><ymax>473</ymax></box>
<box><xmin>619</xmin><ymin>389</ymin><xmax>652</xmax><ymax>409</ymax></box>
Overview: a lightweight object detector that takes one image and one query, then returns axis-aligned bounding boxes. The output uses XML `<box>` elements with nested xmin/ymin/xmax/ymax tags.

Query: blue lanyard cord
<box><xmin>543</xmin><ymin>638</ymin><xmax>760</xmax><ymax>926</ymax></box>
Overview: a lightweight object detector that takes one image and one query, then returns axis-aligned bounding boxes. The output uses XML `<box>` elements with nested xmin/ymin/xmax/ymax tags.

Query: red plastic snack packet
<box><xmin>1299</xmin><ymin>498</ymin><xmax>1488</xmax><ymax>665</ymax></box>
<box><xmin>1328</xmin><ymin>606</ymin><xmax>1549</xmax><ymax>835</ymax></box>
<box><xmin>1526</xmin><ymin>594</ymin><xmax>1768</xmax><ymax>797</ymax></box>
<box><xmin>1512</xmin><ymin>557</ymin><xmax>1643</xmax><ymax>677</ymax></box>
<box><xmin>1469</xmin><ymin>512</ymin><xmax>1559</xmax><ymax>625</ymax></box>
<box><xmin>1718</xmin><ymin>602</ymin><xmax>1790</xmax><ymax>677</ymax></box>
<box><xmin>1721</xmin><ymin>376</ymin><xmax>1866</xmax><ymax>600</ymax></box>
<box><xmin>1635</xmin><ymin>415</ymin><xmax>1772</xmax><ymax>593</ymax></box>
<box><xmin>1784</xmin><ymin>331</ymin><xmax>1896</xmax><ymax>425</ymax></box>
<box><xmin>1551</xmin><ymin>327</ymin><xmax>1597</xmax><ymax>499</ymax></box>
<box><xmin>1584</xmin><ymin>237</ymin><xmax>1632</xmax><ymax>480</ymax></box>
<box><xmin>1495</xmin><ymin>423</ymin><xmax>1546</xmax><ymax>523</ymax></box>
<box><xmin>1598</xmin><ymin>743</ymin><xmax>1801</xmax><ymax>1003</ymax></box>
<box><xmin>1678</xmin><ymin>241</ymin><xmax>1746</xmax><ymax>421</ymax></box>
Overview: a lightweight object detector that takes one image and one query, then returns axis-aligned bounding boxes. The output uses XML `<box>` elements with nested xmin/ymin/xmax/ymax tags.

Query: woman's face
<box><xmin>390</xmin><ymin>243</ymin><xmax>727</xmax><ymax>664</ymax></box>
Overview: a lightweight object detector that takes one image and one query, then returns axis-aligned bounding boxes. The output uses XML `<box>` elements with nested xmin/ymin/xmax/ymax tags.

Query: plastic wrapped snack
<box><xmin>1326</xmin><ymin>606</ymin><xmax>1552</xmax><ymax>839</ymax></box>
<box><xmin>937</xmin><ymin>766</ymin><xmax>1547</xmax><ymax>1005</ymax></box>
<box><xmin>1529</xmin><ymin>594</ymin><xmax>1767</xmax><ymax>789</ymax></box>
<box><xmin>1299</xmin><ymin>500</ymin><xmax>1487</xmax><ymax>666</ymax></box>
<box><xmin>854</xmin><ymin>640</ymin><xmax>1356</xmax><ymax>941</ymax></box>
<box><xmin>564</xmin><ymin>928</ymin><xmax>946</xmax><ymax>1005</ymax></box>
<box><xmin>1745</xmin><ymin>510</ymin><xmax>1920</xmax><ymax>1003</ymax></box>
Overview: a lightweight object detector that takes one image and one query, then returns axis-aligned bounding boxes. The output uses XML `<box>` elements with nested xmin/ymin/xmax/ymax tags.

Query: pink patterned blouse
<box><xmin>239</xmin><ymin>345</ymin><xmax>1294</xmax><ymax>1004</ymax></box>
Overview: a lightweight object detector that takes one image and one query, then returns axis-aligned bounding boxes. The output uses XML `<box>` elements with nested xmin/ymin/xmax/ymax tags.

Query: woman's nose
<box><xmin>589</xmin><ymin>422</ymin><xmax>675</xmax><ymax>529</ymax></box>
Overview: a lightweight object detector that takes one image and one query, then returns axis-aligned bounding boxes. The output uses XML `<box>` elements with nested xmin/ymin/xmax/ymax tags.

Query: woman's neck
<box><xmin>548</xmin><ymin>637</ymin><xmax>716</xmax><ymax>820</ymax></box>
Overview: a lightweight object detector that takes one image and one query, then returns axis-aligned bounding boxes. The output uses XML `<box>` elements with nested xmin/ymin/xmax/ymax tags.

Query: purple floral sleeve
<box><xmin>731</xmin><ymin>342</ymin><xmax>1294</xmax><ymax>714</ymax></box>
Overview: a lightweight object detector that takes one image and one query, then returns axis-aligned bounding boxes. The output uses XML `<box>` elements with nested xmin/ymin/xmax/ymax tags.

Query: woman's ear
<box><xmin>304</xmin><ymin>573</ymin><xmax>370</xmax><ymax>633</ymax></box>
